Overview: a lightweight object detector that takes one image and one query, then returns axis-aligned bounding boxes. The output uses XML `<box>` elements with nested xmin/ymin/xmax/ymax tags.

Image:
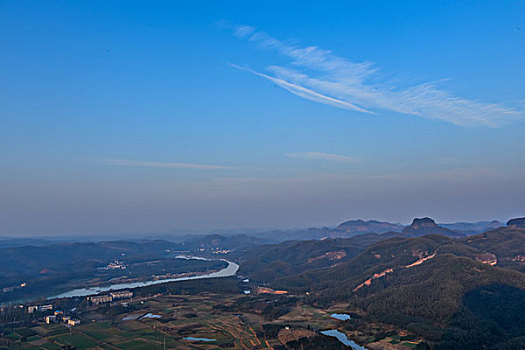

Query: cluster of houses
<box><xmin>20</xmin><ymin>290</ymin><xmax>133</xmax><ymax>327</ymax></box>
<box><xmin>88</xmin><ymin>290</ymin><xmax>133</xmax><ymax>305</ymax></box>
<box><xmin>103</xmin><ymin>259</ymin><xmax>127</xmax><ymax>270</ymax></box>
<box><xmin>26</xmin><ymin>304</ymin><xmax>81</xmax><ymax>326</ymax></box>
<box><xmin>45</xmin><ymin>310</ymin><xmax>80</xmax><ymax>326</ymax></box>
<box><xmin>2</xmin><ymin>282</ymin><xmax>27</xmax><ymax>293</ymax></box>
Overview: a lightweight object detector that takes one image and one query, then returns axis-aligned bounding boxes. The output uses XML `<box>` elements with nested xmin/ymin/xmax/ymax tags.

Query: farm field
<box><xmin>2</xmin><ymin>294</ymin><xmax>281</xmax><ymax>349</ymax></box>
<box><xmin>1</xmin><ymin>291</ymin><xmax>420</xmax><ymax>349</ymax></box>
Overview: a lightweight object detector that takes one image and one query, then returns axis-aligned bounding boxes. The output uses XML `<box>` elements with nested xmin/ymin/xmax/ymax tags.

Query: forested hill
<box><xmin>238</xmin><ymin>234</ymin><xmax>388</xmax><ymax>282</ymax></box>
<box><xmin>240</xmin><ymin>221</ymin><xmax>525</xmax><ymax>349</ymax></box>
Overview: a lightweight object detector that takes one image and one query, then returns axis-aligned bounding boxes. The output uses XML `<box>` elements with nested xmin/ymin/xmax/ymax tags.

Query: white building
<box><xmin>88</xmin><ymin>294</ymin><xmax>113</xmax><ymax>305</ymax></box>
<box><xmin>110</xmin><ymin>290</ymin><xmax>133</xmax><ymax>300</ymax></box>
<box><xmin>68</xmin><ymin>319</ymin><xmax>81</xmax><ymax>326</ymax></box>
<box><xmin>27</xmin><ymin>306</ymin><xmax>39</xmax><ymax>313</ymax></box>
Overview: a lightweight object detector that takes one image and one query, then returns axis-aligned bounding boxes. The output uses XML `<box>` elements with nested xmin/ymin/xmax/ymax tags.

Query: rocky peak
<box><xmin>402</xmin><ymin>217</ymin><xmax>463</xmax><ymax>237</ymax></box>
<box><xmin>507</xmin><ymin>217</ymin><xmax>525</xmax><ymax>229</ymax></box>
<box><xmin>409</xmin><ymin>217</ymin><xmax>438</xmax><ymax>229</ymax></box>
<box><xmin>336</xmin><ymin>219</ymin><xmax>403</xmax><ymax>235</ymax></box>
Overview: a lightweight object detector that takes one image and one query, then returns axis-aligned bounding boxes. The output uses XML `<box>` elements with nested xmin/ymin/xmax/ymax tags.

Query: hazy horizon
<box><xmin>2</xmin><ymin>1</ymin><xmax>524</xmax><ymax>236</ymax></box>
<box><xmin>0</xmin><ymin>215</ymin><xmax>516</xmax><ymax>238</ymax></box>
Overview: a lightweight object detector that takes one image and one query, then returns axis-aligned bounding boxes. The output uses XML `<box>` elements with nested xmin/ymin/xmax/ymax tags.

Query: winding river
<box><xmin>48</xmin><ymin>256</ymin><xmax>239</xmax><ymax>299</ymax></box>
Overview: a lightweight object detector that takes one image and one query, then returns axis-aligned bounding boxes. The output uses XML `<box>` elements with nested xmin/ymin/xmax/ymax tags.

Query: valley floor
<box><xmin>0</xmin><ymin>292</ymin><xmax>421</xmax><ymax>350</ymax></box>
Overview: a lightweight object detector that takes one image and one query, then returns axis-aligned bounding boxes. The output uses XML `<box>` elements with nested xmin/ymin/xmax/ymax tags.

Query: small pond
<box><xmin>321</xmin><ymin>330</ymin><xmax>367</xmax><ymax>350</ymax></box>
<box><xmin>331</xmin><ymin>313</ymin><xmax>351</xmax><ymax>321</ymax></box>
<box><xmin>183</xmin><ymin>337</ymin><xmax>217</xmax><ymax>342</ymax></box>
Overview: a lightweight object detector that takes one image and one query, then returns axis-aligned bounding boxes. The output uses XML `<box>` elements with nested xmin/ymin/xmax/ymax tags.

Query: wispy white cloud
<box><xmin>105</xmin><ymin>159</ymin><xmax>233</xmax><ymax>170</ymax></box>
<box><xmin>285</xmin><ymin>151</ymin><xmax>359</xmax><ymax>164</ymax></box>
<box><xmin>233</xmin><ymin>25</ymin><xmax>255</xmax><ymax>39</ymax></box>
<box><xmin>228</xmin><ymin>24</ymin><xmax>524</xmax><ymax>127</ymax></box>
<box><xmin>230</xmin><ymin>64</ymin><xmax>372</xmax><ymax>113</ymax></box>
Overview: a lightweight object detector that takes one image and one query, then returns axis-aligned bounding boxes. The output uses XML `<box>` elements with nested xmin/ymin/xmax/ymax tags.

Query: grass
<box><xmin>25</xmin><ymin>335</ymin><xmax>40</xmax><ymax>342</ymax></box>
<box><xmin>115</xmin><ymin>339</ymin><xmax>156</xmax><ymax>350</ymax></box>
<box><xmin>79</xmin><ymin>322</ymin><xmax>114</xmax><ymax>340</ymax></box>
<box><xmin>4</xmin><ymin>332</ymin><xmax>21</xmax><ymax>340</ymax></box>
<box><xmin>37</xmin><ymin>324</ymin><xmax>69</xmax><ymax>337</ymax></box>
<box><xmin>118</xmin><ymin>320</ymin><xmax>150</xmax><ymax>331</ymax></box>
<box><xmin>54</xmin><ymin>333</ymin><xmax>98</xmax><ymax>350</ymax></box>
<box><xmin>81</xmin><ymin>329</ymin><xmax>111</xmax><ymax>341</ymax></box>
<box><xmin>4</xmin><ymin>293</ymin><xmax>395</xmax><ymax>350</ymax></box>
<box><xmin>15</xmin><ymin>328</ymin><xmax>38</xmax><ymax>337</ymax></box>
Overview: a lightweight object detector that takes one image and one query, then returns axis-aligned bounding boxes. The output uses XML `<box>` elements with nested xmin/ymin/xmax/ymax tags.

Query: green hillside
<box><xmin>240</xmin><ymin>225</ymin><xmax>525</xmax><ymax>349</ymax></box>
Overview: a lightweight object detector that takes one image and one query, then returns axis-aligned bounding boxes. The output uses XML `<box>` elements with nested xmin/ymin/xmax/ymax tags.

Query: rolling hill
<box><xmin>240</xmin><ymin>218</ymin><xmax>525</xmax><ymax>349</ymax></box>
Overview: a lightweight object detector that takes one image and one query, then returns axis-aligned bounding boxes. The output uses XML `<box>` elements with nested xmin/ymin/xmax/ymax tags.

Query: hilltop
<box><xmin>507</xmin><ymin>217</ymin><xmax>525</xmax><ymax>229</ymax></box>
<box><xmin>402</xmin><ymin>217</ymin><xmax>463</xmax><ymax>237</ymax></box>
<box><xmin>336</xmin><ymin>219</ymin><xmax>403</xmax><ymax>236</ymax></box>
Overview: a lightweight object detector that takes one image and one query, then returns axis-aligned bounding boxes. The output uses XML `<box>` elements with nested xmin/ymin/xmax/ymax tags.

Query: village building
<box><xmin>27</xmin><ymin>306</ymin><xmax>39</xmax><ymax>313</ymax></box>
<box><xmin>68</xmin><ymin>319</ymin><xmax>81</xmax><ymax>326</ymax></box>
<box><xmin>110</xmin><ymin>290</ymin><xmax>133</xmax><ymax>300</ymax></box>
<box><xmin>88</xmin><ymin>294</ymin><xmax>113</xmax><ymax>305</ymax></box>
<box><xmin>45</xmin><ymin>315</ymin><xmax>57</xmax><ymax>324</ymax></box>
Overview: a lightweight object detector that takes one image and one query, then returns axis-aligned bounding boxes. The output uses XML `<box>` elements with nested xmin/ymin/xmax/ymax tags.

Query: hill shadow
<box><xmin>434</xmin><ymin>284</ymin><xmax>525</xmax><ymax>349</ymax></box>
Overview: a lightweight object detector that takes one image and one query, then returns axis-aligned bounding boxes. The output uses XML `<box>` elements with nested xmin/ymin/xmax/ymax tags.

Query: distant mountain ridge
<box><xmin>333</xmin><ymin>217</ymin><xmax>505</xmax><ymax>239</ymax></box>
<box><xmin>254</xmin><ymin>217</ymin><xmax>505</xmax><ymax>241</ymax></box>
<box><xmin>336</xmin><ymin>219</ymin><xmax>403</xmax><ymax>236</ymax></box>
<box><xmin>441</xmin><ymin>220</ymin><xmax>504</xmax><ymax>234</ymax></box>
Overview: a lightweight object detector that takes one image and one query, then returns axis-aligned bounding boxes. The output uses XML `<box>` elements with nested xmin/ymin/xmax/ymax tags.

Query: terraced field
<box><xmin>1</xmin><ymin>291</ymin><xmax>420</xmax><ymax>349</ymax></box>
<box><xmin>0</xmin><ymin>294</ymin><xmax>277</xmax><ymax>349</ymax></box>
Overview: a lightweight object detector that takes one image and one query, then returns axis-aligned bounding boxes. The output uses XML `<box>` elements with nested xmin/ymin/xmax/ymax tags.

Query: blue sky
<box><xmin>1</xmin><ymin>1</ymin><xmax>524</xmax><ymax>235</ymax></box>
